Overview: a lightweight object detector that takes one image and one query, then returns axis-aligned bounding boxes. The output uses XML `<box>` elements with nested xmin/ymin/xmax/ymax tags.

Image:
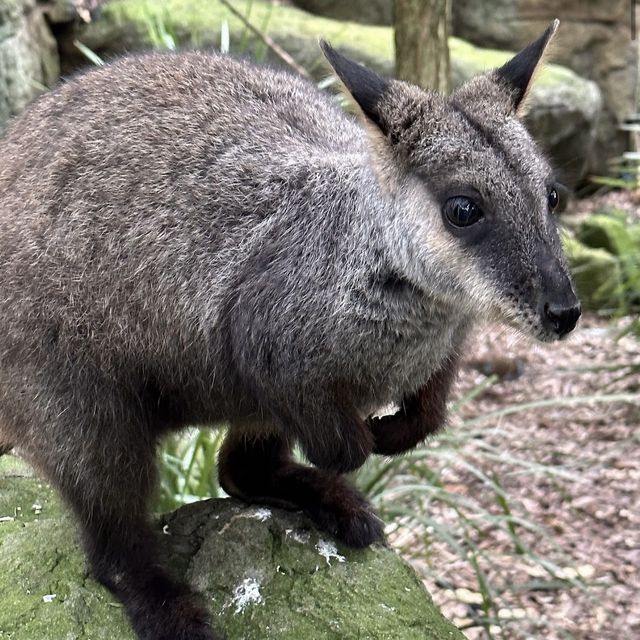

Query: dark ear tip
<box><xmin>319</xmin><ymin>39</ymin><xmax>335</xmax><ymax>62</ymax></box>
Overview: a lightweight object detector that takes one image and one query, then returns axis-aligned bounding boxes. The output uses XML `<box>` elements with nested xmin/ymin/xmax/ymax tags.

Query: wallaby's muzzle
<box><xmin>537</xmin><ymin>261</ymin><xmax>581</xmax><ymax>339</ymax></box>
<box><xmin>542</xmin><ymin>299</ymin><xmax>581</xmax><ymax>338</ymax></box>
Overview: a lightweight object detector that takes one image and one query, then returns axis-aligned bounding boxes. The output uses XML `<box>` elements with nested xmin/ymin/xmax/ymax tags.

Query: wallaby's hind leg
<box><xmin>218</xmin><ymin>429</ymin><xmax>384</xmax><ymax>548</ymax></box>
<box><xmin>22</xmin><ymin>407</ymin><xmax>220</xmax><ymax>640</ymax></box>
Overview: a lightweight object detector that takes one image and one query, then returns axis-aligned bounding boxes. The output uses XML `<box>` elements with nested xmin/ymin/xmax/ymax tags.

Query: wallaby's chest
<box><xmin>350</xmin><ymin>304</ymin><xmax>468</xmax><ymax>413</ymax></box>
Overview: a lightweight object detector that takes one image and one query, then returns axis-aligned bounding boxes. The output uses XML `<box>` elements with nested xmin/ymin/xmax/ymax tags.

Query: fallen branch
<box><xmin>217</xmin><ymin>0</ymin><xmax>311</xmax><ymax>78</ymax></box>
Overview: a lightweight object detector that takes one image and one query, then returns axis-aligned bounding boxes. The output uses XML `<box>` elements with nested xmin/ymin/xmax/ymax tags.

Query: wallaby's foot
<box><xmin>219</xmin><ymin>430</ymin><xmax>384</xmax><ymax>547</ymax></box>
<box><xmin>90</xmin><ymin>535</ymin><xmax>221</xmax><ymax>640</ymax></box>
<box><xmin>30</xmin><ymin>420</ymin><xmax>224</xmax><ymax>640</ymax></box>
<box><xmin>119</xmin><ymin>575</ymin><xmax>220</xmax><ymax>640</ymax></box>
<box><xmin>368</xmin><ymin>410</ymin><xmax>425</xmax><ymax>455</ymax></box>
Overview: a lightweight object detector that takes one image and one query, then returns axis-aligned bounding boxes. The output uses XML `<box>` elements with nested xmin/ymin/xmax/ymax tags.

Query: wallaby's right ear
<box><xmin>494</xmin><ymin>19</ymin><xmax>559</xmax><ymax>115</ymax></box>
<box><xmin>320</xmin><ymin>41</ymin><xmax>391</xmax><ymax>134</ymax></box>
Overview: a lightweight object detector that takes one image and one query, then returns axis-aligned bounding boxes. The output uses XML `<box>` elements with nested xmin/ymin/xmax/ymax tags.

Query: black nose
<box><xmin>544</xmin><ymin>302</ymin><xmax>581</xmax><ymax>337</ymax></box>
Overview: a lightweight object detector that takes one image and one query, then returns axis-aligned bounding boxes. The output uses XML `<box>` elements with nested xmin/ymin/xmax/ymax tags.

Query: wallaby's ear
<box><xmin>320</xmin><ymin>40</ymin><xmax>390</xmax><ymax>134</ymax></box>
<box><xmin>496</xmin><ymin>19</ymin><xmax>559</xmax><ymax>114</ymax></box>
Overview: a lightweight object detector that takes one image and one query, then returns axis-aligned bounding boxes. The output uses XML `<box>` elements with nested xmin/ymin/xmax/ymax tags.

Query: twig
<box><xmin>217</xmin><ymin>0</ymin><xmax>310</xmax><ymax>78</ymax></box>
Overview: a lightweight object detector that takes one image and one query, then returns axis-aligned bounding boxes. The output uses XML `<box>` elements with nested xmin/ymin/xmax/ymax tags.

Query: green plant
<box><xmin>157</xmin><ymin>428</ymin><xmax>225</xmax><ymax>512</ymax></box>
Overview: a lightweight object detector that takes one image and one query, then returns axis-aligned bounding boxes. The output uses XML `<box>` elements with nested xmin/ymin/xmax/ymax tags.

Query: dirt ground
<box><xmin>397</xmin><ymin>314</ymin><xmax>639</xmax><ymax>639</ymax></box>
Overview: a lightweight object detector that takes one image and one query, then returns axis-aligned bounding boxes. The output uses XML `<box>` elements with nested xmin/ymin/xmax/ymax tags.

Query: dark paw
<box><xmin>335</xmin><ymin>502</ymin><xmax>385</xmax><ymax>548</ymax></box>
<box><xmin>134</xmin><ymin>609</ymin><xmax>222</xmax><ymax>640</ymax></box>
<box><xmin>127</xmin><ymin>582</ymin><xmax>223</xmax><ymax>640</ymax></box>
<box><xmin>368</xmin><ymin>412</ymin><xmax>435</xmax><ymax>456</ymax></box>
<box><xmin>368</xmin><ymin>413</ymin><xmax>413</xmax><ymax>455</ymax></box>
<box><xmin>306</xmin><ymin>490</ymin><xmax>385</xmax><ymax>548</ymax></box>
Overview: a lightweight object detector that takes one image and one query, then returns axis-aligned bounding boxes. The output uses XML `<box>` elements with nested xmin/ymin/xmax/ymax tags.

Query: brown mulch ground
<box><xmin>392</xmin><ymin>315</ymin><xmax>639</xmax><ymax>639</ymax></box>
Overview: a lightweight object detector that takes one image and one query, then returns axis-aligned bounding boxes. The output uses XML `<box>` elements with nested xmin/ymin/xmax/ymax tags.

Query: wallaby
<box><xmin>0</xmin><ymin>20</ymin><xmax>579</xmax><ymax>640</ymax></box>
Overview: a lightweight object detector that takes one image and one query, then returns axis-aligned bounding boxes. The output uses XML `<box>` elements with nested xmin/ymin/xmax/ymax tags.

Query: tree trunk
<box><xmin>394</xmin><ymin>0</ymin><xmax>451</xmax><ymax>93</ymax></box>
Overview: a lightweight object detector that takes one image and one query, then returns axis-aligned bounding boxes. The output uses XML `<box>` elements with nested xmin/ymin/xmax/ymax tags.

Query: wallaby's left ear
<box><xmin>320</xmin><ymin>40</ymin><xmax>391</xmax><ymax>134</ymax></box>
<box><xmin>496</xmin><ymin>19</ymin><xmax>559</xmax><ymax>115</ymax></box>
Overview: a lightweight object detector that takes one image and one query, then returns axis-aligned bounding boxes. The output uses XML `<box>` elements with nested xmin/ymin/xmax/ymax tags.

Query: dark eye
<box><xmin>548</xmin><ymin>187</ymin><xmax>559</xmax><ymax>212</ymax></box>
<box><xmin>443</xmin><ymin>196</ymin><xmax>483</xmax><ymax>228</ymax></box>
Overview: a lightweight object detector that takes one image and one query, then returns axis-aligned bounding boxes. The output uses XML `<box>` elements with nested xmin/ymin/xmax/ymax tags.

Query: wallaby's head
<box><xmin>322</xmin><ymin>20</ymin><xmax>581</xmax><ymax>342</ymax></box>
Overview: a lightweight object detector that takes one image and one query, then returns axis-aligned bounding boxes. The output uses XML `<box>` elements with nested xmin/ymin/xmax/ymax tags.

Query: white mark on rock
<box><xmin>229</xmin><ymin>577</ymin><xmax>263</xmax><ymax>614</ymax></box>
<box><xmin>285</xmin><ymin>528</ymin><xmax>311</xmax><ymax>544</ymax></box>
<box><xmin>162</xmin><ymin>524</ymin><xmax>171</xmax><ymax>535</ymax></box>
<box><xmin>42</xmin><ymin>594</ymin><xmax>56</xmax><ymax>603</ymax></box>
<box><xmin>250</xmin><ymin>507</ymin><xmax>272</xmax><ymax>522</ymax></box>
<box><xmin>316</xmin><ymin>539</ymin><xmax>345</xmax><ymax>566</ymax></box>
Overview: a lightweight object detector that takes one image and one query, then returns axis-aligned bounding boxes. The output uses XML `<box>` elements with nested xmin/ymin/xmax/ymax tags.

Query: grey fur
<box><xmin>0</xmin><ymin>28</ymin><xmax>579</xmax><ymax>640</ymax></box>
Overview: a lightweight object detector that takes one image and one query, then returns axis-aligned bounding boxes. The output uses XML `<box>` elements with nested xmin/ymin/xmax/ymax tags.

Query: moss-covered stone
<box><xmin>577</xmin><ymin>213</ymin><xmax>637</xmax><ymax>257</ymax></box>
<box><xmin>575</xmin><ymin>214</ymin><xmax>640</xmax><ymax>308</ymax></box>
<box><xmin>563</xmin><ymin>235</ymin><xmax>625</xmax><ymax>313</ymax></box>
<box><xmin>0</xmin><ymin>455</ymin><xmax>466</xmax><ymax>639</ymax></box>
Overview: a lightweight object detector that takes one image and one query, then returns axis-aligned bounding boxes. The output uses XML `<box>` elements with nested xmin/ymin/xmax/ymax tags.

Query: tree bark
<box><xmin>394</xmin><ymin>0</ymin><xmax>451</xmax><ymax>93</ymax></box>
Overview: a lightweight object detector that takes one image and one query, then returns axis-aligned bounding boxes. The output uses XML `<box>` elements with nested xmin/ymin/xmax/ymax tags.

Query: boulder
<box><xmin>66</xmin><ymin>0</ymin><xmax>601</xmax><ymax>186</ymax></box>
<box><xmin>563</xmin><ymin>235</ymin><xmax>625</xmax><ymax>313</ymax></box>
<box><xmin>0</xmin><ymin>0</ymin><xmax>60</xmax><ymax>132</ymax></box>
<box><xmin>575</xmin><ymin>213</ymin><xmax>640</xmax><ymax>308</ymax></box>
<box><xmin>292</xmin><ymin>0</ymin><xmax>392</xmax><ymax>26</ymax></box>
<box><xmin>0</xmin><ymin>455</ymin><xmax>467</xmax><ymax>640</ymax></box>
<box><xmin>452</xmin><ymin>0</ymin><xmax>638</xmax><ymax>176</ymax></box>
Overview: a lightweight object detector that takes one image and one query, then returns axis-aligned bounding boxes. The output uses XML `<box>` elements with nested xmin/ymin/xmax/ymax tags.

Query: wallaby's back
<box><xmin>0</xmin><ymin>53</ymin><xmax>372</xmax><ymax>399</ymax></box>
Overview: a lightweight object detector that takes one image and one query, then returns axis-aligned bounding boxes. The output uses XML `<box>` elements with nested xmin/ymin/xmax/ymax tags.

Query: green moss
<box><xmin>563</xmin><ymin>235</ymin><xmax>625</xmax><ymax>313</ymax></box>
<box><xmin>0</xmin><ymin>455</ymin><xmax>65</xmax><ymax>524</ymax></box>
<box><xmin>0</xmin><ymin>458</ymin><xmax>133</xmax><ymax>639</ymax></box>
<box><xmin>88</xmin><ymin>0</ymin><xmax>393</xmax><ymax>75</ymax></box>
<box><xmin>575</xmin><ymin>214</ymin><xmax>640</xmax><ymax>309</ymax></box>
<box><xmin>577</xmin><ymin>214</ymin><xmax>637</xmax><ymax>256</ymax></box>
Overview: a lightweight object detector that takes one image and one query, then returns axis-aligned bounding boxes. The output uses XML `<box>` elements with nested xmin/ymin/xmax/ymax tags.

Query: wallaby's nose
<box><xmin>544</xmin><ymin>302</ymin><xmax>581</xmax><ymax>337</ymax></box>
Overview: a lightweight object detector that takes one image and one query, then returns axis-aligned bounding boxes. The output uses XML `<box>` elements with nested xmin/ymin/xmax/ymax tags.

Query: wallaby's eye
<box><xmin>548</xmin><ymin>187</ymin><xmax>559</xmax><ymax>212</ymax></box>
<box><xmin>443</xmin><ymin>197</ymin><xmax>483</xmax><ymax>228</ymax></box>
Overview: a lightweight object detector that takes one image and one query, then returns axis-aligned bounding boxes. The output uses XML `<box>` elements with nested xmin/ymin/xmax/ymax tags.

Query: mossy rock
<box><xmin>576</xmin><ymin>214</ymin><xmax>640</xmax><ymax>306</ymax></box>
<box><xmin>0</xmin><ymin>455</ymin><xmax>467</xmax><ymax>640</ymax></box>
<box><xmin>0</xmin><ymin>0</ymin><xmax>60</xmax><ymax>131</ymax></box>
<box><xmin>66</xmin><ymin>0</ymin><xmax>600</xmax><ymax>185</ymax></box>
<box><xmin>563</xmin><ymin>235</ymin><xmax>625</xmax><ymax>313</ymax></box>
<box><xmin>577</xmin><ymin>213</ymin><xmax>638</xmax><ymax>257</ymax></box>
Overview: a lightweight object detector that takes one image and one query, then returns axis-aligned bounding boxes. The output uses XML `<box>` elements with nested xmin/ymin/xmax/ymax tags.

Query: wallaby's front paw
<box><xmin>368</xmin><ymin>412</ymin><xmax>421</xmax><ymax>455</ymax></box>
